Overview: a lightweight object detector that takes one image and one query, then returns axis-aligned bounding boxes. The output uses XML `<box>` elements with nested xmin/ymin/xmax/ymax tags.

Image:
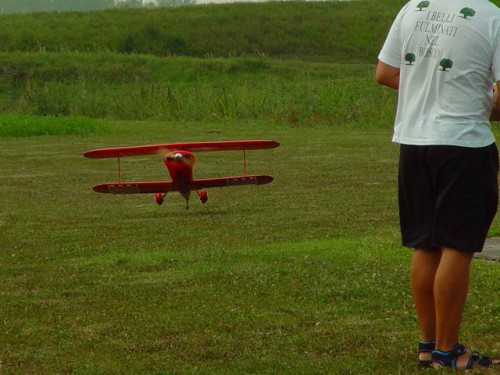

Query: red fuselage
<box><xmin>164</xmin><ymin>150</ymin><xmax>196</xmax><ymax>201</ymax></box>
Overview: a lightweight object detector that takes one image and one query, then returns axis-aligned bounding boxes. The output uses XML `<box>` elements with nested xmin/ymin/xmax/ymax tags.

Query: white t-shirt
<box><xmin>378</xmin><ymin>0</ymin><xmax>500</xmax><ymax>147</ymax></box>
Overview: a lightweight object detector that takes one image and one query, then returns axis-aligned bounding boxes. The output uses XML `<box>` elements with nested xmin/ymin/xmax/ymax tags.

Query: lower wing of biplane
<box><xmin>93</xmin><ymin>175</ymin><xmax>273</xmax><ymax>194</ymax></box>
<box><xmin>84</xmin><ymin>140</ymin><xmax>279</xmax><ymax>209</ymax></box>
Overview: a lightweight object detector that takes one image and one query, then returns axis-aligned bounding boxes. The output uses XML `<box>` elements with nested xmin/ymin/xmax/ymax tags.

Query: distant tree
<box><xmin>459</xmin><ymin>7</ymin><xmax>476</xmax><ymax>19</ymax></box>
<box><xmin>416</xmin><ymin>1</ymin><xmax>430</xmax><ymax>11</ymax></box>
<box><xmin>439</xmin><ymin>58</ymin><xmax>453</xmax><ymax>71</ymax></box>
<box><xmin>405</xmin><ymin>53</ymin><xmax>416</xmax><ymax>65</ymax></box>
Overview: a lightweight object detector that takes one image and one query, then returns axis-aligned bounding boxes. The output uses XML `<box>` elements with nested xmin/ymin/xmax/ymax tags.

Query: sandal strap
<box><xmin>431</xmin><ymin>343</ymin><xmax>468</xmax><ymax>368</ymax></box>
<box><xmin>417</xmin><ymin>340</ymin><xmax>436</xmax><ymax>368</ymax></box>
<box><xmin>418</xmin><ymin>340</ymin><xmax>436</xmax><ymax>353</ymax></box>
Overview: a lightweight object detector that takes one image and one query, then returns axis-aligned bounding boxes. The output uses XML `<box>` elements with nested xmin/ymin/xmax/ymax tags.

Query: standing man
<box><xmin>376</xmin><ymin>0</ymin><xmax>500</xmax><ymax>370</ymax></box>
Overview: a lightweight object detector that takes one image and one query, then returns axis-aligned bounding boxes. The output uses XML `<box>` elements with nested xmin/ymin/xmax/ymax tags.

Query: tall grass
<box><xmin>0</xmin><ymin>53</ymin><xmax>397</xmax><ymax>127</ymax></box>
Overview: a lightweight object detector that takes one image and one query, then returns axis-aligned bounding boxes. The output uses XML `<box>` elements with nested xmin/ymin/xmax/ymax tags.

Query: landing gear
<box><xmin>155</xmin><ymin>193</ymin><xmax>166</xmax><ymax>205</ymax></box>
<box><xmin>199</xmin><ymin>190</ymin><xmax>208</xmax><ymax>203</ymax></box>
<box><xmin>156</xmin><ymin>190</ymin><xmax>207</xmax><ymax>208</ymax></box>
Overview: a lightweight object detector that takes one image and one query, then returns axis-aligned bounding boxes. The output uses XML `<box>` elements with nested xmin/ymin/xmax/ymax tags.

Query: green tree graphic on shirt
<box><xmin>460</xmin><ymin>7</ymin><xmax>476</xmax><ymax>19</ymax></box>
<box><xmin>439</xmin><ymin>58</ymin><xmax>453</xmax><ymax>71</ymax></box>
<box><xmin>417</xmin><ymin>1</ymin><xmax>430</xmax><ymax>11</ymax></box>
<box><xmin>405</xmin><ymin>53</ymin><xmax>416</xmax><ymax>65</ymax></box>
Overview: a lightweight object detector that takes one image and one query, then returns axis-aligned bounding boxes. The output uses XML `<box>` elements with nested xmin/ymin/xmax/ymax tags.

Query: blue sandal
<box><xmin>432</xmin><ymin>343</ymin><xmax>499</xmax><ymax>369</ymax></box>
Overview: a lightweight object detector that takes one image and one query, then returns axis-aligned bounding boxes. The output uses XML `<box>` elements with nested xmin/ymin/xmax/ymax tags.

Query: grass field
<box><xmin>1</xmin><ymin>120</ymin><xmax>499</xmax><ymax>374</ymax></box>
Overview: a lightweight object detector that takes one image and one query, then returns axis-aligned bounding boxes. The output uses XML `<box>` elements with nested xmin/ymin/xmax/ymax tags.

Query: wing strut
<box><xmin>117</xmin><ymin>157</ymin><xmax>122</xmax><ymax>182</ymax></box>
<box><xmin>243</xmin><ymin>150</ymin><xmax>247</xmax><ymax>176</ymax></box>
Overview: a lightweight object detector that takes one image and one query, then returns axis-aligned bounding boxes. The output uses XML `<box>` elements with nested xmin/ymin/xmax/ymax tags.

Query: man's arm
<box><xmin>491</xmin><ymin>81</ymin><xmax>500</xmax><ymax>121</ymax></box>
<box><xmin>376</xmin><ymin>60</ymin><xmax>400</xmax><ymax>90</ymax></box>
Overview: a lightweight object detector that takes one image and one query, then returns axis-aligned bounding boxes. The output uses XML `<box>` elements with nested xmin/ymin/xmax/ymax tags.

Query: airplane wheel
<box><xmin>200</xmin><ymin>190</ymin><xmax>208</xmax><ymax>203</ymax></box>
<box><xmin>155</xmin><ymin>193</ymin><xmax>164</xmax><ymax>205</ymax></box>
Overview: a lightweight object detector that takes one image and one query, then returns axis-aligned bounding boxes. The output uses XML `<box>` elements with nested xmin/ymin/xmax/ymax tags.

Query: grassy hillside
<box><xmin>1</xmin><ymin>0</ymin><xmax>499</xmax><ymax>59</ymax></box>
<box><xmin>1</xmin><ymin>1</ymin><xmax>499</xmax><ymax>125</ymax></box>
<box><xmin>0</xmin><ymin>1</ymin><xmax>409</xmax><ymax>125</ymax></box>
<box><xmin>0</xmin><ymin>1</ymin><xmax>404</xmax><ymax>61</ymax></box>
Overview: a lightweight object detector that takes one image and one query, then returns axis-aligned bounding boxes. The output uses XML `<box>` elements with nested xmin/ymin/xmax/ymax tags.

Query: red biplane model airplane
<box><xmin>84</xmin><ymin>140</ymin><xmax>279</xmax><ymax>209</ymax></box>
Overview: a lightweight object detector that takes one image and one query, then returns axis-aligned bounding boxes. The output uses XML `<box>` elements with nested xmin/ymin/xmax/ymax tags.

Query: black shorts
<box><xmin>398</xmin><ymin>143</ymin><xmax>499</xmax><ymax>253</ymax></box>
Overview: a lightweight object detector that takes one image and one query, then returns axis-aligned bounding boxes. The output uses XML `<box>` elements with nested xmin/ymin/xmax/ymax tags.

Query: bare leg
<box><xmin>411</xmin><ymin>248</ymin><xmax>442</xmax><ymax>361</ymax></box>
<box><xmin>434</xmin><ymin>247</ymin><xmax>473</xmax><ymax>353</ymax></box>
<box><xmin>430</xmin><ymin>248</ymin><xmax>500</xmax><ymax>369</ymax></box>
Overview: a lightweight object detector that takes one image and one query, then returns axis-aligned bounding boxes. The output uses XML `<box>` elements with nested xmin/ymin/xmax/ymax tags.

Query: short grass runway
<box><xmin>0</xmin><ymin>121</ymin><xmax>498</xmax><ymax>374</ymax></box>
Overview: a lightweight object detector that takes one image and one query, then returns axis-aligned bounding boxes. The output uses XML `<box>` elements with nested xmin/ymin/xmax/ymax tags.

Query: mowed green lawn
<box><xmin>0</xmin><ymin>121</ymin><xmax>498</xmax><ymax>374</ymax></box>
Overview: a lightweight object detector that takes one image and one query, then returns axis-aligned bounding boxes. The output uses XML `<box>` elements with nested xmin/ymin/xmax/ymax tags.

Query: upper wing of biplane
<box><xmin>84</xmin><ymin>140</ymin><xmax>279</xmax><ymax>159</ymax></box>
<box><xmin>93</xmin><ymin>175</ymin><xmax>273</xmax><ymax>194</ymax></box>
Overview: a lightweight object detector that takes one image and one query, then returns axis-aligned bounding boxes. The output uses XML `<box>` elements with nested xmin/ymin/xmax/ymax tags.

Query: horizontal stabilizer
<box><xmin>84</xmin><ymin>140</ymin><xmax>279</xmax><ymax>159</ymax></box>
